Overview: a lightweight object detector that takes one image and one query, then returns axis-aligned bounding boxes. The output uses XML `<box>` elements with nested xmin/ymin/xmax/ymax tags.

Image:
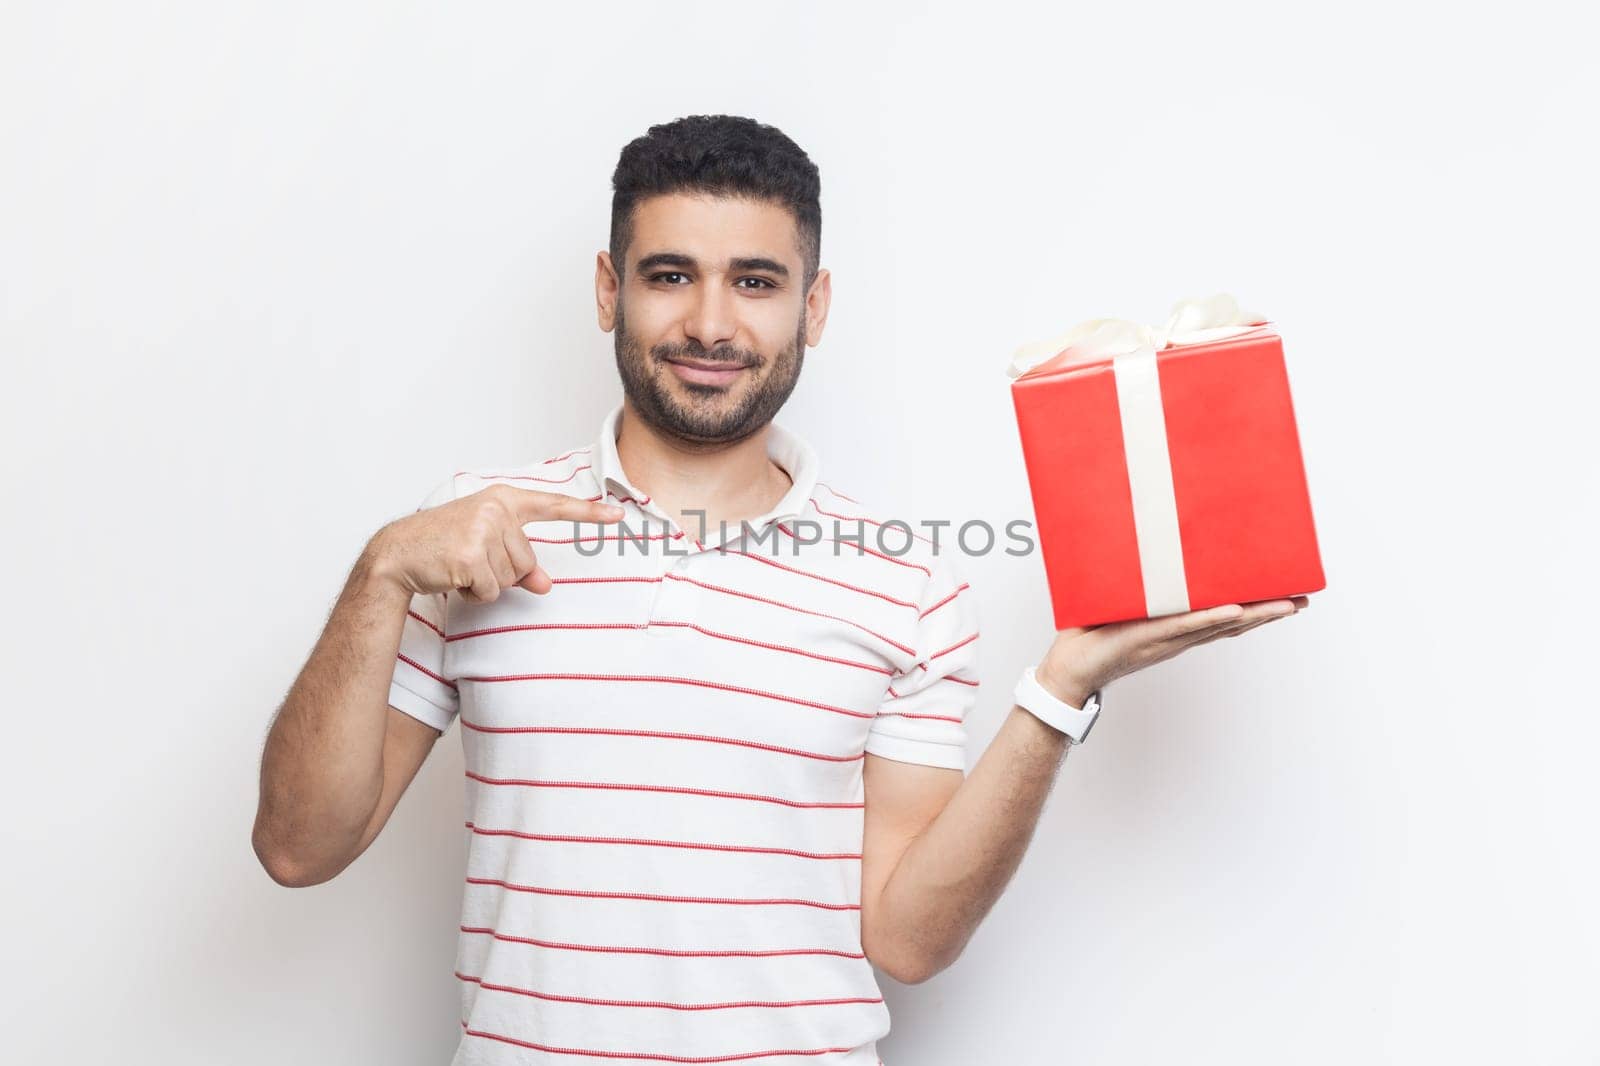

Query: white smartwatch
<box><xmin>1013</xmin><ymin>665</ymin><xmax>1102</xmax><ymax>744</ymax></box>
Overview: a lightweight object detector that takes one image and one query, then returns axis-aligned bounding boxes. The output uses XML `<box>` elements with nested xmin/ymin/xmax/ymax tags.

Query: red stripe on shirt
<box><xmin>777</xmin><ymin>521</ymin><xmax>933</xmax><ymax>575</ymax></box>
<box><xmin>465</xmin><ymin>822</ymin><xmax>862</xmax><ymax>861</ymax></box>
<box><xmin>804</xmin><ymin>499</ymin><xmax>940</xmax><ymax>550</ymax></box>
<box><xmin>397</xmin><ymin>652</ymin><xmax>457</xmax><ymax>690</ymax></box>
<box><xmin>458</xmin><ymin>463</ymin><xmax>592</xmax><ymax>485</ymax></box>
<box><xmin>650</xmin><ymin>620</ymin><xmax>895</xmax><ymax>675</ymax></box>
<box><xmin>931</xmin><ymin>631</ymin><xmax>979</xmax><ymax>660</ymax></box>
<box><xmin>449</xmin><ymin>617</ymin><xmax>894</xmax><ymax>675</ymax></box>
<box><xmin>452</xmin><ymin>448</ymin><xmax>590</xmax><ymax>480</ymax></box>
<box><xmin>406</xmin><ymin>609</ymin><xmax>444</xmax><ymax>637</ymax></box>
<box><xmin>535</xmin><ymin>446</ymin><xmax>592</xmax><ymax>466</ymax></box>
<box><xmin>459</xmin><ymin>924</ymin><xmax>867</xmax><ymax>960</ymax></box>
<box><xmin>918</xmin><ymin>582</ymin><xmax>970</xmax><ymax>620</ymax></box>
<box><xmin>813</xmin><ymin>480</ymin><xmax>862</xmax><ymax>505</ymax></box>
<box><xmin>465</xmin><ymin>769</ymin><xmax>864</xmax><ymax>810</ymax></box>
<box><xmin>460</xmin><ymin>672</ymin><xmax>875</xmax><ymax>722</ymax></box>
<box><xmin>550</xmin><ymin>575</ymin><xmax>664</xmax><ymax>586</ymax></box>
<box><xmin>464</xmin><ymin>875</ymin><xmax>860</xmax><ymax>910</ymax></box>
<box><xmin>716</xmin><ymin>545</ymin><xmax>919</xmax><ymax>609</ymax></box>
<box><xmin>449</xmin><ymin>620</ymin><xmax>643</xmax><ymax>641</ymax></box>
<box><xmin>879</xmin><ymin>709</ymin><xmax>963</xmax><ymax>723</ymax></box>
<box><xmin>459</xmin><ymin>1020</ymin><xmax>863</xmax><ymax>1062</ymax></box>
<box><xmin>457</xmin><ymin>721</ymin><xmax>867</xmax><ymax>763</ymax></box>
<box><xmin>454</xmin><ymin>970</ymin><xmax>884</xmax><ymax>1011</ymax></box>
<box><xmin>528</xmin><ymin>530</ymin><xmax>684</xmax><ymax>544</ymax></box>
<box><xmin>663</xmin><ymin>572</ymin><xmax>915</xmax><ymax>656</ymax></box>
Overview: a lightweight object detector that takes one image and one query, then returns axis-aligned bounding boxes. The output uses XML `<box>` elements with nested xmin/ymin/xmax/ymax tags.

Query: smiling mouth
<box><xmin>664</xmin><ymin>357</ymin><xmax>754</xmax><ymax>386</ymax></box>
<box><xmin>666</xmin><ymin>357</ymin><xmax>755</xmax><ymax>371</ymax></box>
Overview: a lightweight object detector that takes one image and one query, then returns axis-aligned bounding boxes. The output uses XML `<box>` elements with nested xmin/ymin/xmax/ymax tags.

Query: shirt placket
<box><xmin>612</xmin><ymin>488</ymin><xmax>701</xmax><ymax>623</ymax></box>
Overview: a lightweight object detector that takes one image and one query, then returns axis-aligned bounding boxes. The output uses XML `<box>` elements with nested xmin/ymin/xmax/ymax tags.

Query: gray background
<box><xmin>2</xmin><ymin>1</ymin><xmax>1595</xmax><ymax>1062</ymax></box>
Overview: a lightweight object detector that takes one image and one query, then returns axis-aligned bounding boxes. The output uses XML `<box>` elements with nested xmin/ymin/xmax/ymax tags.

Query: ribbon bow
<box><xmin>1005</xmin><ymin>293</ymin><xmax>1269</xmax><ymax>380</ymax></box>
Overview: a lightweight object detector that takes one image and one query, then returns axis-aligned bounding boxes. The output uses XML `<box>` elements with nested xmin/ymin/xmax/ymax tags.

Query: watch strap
<box><xmin>1013</xmin><ymin>665</ymin><xmax>1102</xmax><ymax>744</ymax></box>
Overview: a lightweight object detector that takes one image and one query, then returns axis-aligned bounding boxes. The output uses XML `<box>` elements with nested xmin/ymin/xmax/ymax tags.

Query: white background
<box><xmin>2</xmin><ymin>2</ymin><xmax>1596</xmax><ymax>1063</ymax></box>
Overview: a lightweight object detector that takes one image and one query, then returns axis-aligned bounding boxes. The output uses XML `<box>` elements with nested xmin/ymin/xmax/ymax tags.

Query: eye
<box><xmin>648</xmin><ymin>271</ymin><xmax>689</xmax><ymax>285</ymax></box>
<box><xmin>737</xmin><ymin>277</ymin><xmax>776</xmax><ymax>290</ymax></box>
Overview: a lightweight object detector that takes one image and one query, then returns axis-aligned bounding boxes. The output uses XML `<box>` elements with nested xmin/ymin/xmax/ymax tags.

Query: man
<box><xmin>253</xmin><ymin>114</ymin><xmax>1307</xmax><ymax>1064</ymax></box>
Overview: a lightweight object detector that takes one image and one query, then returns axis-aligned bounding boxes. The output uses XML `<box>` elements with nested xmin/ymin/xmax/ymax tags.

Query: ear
<box><xmin>596</xmin><ymin>250</ymin><xmax>621</xmax><ymax>332</ymax></box>
<box><xmin>804</xmin><ymin>267</ymin><xmax>832</xmax><ymax>347</ymax></box>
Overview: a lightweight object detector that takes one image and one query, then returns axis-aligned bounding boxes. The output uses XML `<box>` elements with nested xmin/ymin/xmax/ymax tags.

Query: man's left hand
<box><xmin>1036</xmin><ymin>596</ymin><xmax>1312</xmax><ymax>707</ymax></box>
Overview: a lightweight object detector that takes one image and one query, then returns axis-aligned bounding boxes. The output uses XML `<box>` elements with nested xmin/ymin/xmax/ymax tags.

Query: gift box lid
<box><xmin>1010</xmin><ymin>322</ymin><xmax>1279</xmax><ymax>388</ymax></box>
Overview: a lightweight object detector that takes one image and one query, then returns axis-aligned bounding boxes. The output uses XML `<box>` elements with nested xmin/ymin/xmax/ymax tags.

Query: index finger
<box><xmin>505</xmin><ymin>487</ymin><xmax>626</xmax><ymax>525</ymax></box>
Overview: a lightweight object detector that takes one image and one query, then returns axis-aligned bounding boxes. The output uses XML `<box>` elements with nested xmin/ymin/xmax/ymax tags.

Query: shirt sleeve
<box><xmin>386</xmin><ymin>475</ymin><xmax>462</xmax><ymax>734</ymax></box>
<box><xmin>864</xmin><ymin>554</ymin><xmax>980</xmax><ymax>771</ymax></box>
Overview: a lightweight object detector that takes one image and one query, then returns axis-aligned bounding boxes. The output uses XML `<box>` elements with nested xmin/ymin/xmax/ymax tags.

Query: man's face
<box><xmin>601</xmin><ymin>193</ymin><xmax>822</xmax><ymax>446</ymax></box>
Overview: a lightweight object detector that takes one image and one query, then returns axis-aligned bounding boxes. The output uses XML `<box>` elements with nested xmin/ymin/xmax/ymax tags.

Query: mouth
<box><xmin>664</xmin><ymin>357</ymin><xmax>754</xmax><ymax>387</ymax></box>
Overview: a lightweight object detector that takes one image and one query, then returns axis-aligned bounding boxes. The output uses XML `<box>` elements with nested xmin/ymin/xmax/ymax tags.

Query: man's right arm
<box><xmin>252</xmin><ymin>541</ymin><xmax>436</xmax><ymax>888</ymax></box>
<box><xmin>250</xmin><ymin>482</ymin><xmax>626</xmax><ymax>888</ymax></box>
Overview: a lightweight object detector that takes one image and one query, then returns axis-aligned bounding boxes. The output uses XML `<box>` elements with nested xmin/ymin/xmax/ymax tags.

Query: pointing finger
<box><xmin>551</xmin><ymin>495</ymin><xmax>627</xmax><ymax>524</ymax></box>
<box><xmin>502</xmin><ymin>486</ymin><xmax>625</xmax><ymax>525</ymax></box>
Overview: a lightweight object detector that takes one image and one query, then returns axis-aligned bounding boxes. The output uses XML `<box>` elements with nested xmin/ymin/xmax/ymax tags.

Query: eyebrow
<box><xmin>634</xmin><ymin>252</ymin><xmax>790</xmax><ymax>280</ymax></box>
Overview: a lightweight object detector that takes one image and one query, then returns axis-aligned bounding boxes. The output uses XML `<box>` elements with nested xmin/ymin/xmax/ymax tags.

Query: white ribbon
<box><xmin>1009</xmin><ymin>294</ymin><xmax>1271</xmax><ymax>618</ymax></box>
<box><xmin>1004</xmin><ymin>293</ymin><xmax>1268</xmax><ymax>380</ymax></box>
<box><xmin>1112</xmin><ymin>348</ymin><xmax>1191</xmax><ymax>616</ymax></box>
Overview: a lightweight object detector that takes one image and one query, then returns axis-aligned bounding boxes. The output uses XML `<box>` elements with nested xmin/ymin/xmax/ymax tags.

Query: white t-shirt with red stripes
<box><xmin>387</xmin><ymin>402</ymin><xmax>980</xmax><ymax>1065</ymax></box>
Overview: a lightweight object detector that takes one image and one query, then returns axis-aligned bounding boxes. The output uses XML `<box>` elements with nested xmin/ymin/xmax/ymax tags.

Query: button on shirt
<box><xmin>387</xmin><ymin>402</ymin><xmax>981</xmax><ymax>1065</ymax></box>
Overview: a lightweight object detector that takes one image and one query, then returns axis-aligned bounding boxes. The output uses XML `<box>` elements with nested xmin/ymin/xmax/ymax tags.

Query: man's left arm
<box><xmin>860</xmin><ymin>594</ymin><xmax>1308</xmax><ymax>984</ymax></box>
<box><xmin>860</xmin><ymin>705</ymin><xmax>1072</xmax><ymax>985</ymax></box>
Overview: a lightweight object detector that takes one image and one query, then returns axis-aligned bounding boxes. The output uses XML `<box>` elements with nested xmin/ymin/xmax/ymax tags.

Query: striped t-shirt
<box><xmin>387</xmin><ymin>402</ymin><xmax>981</xmax><ymax>1065</ymax></box>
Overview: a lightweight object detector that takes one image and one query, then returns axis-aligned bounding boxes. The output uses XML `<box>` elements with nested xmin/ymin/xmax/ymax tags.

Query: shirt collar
<box><xmin>593</xmin><ymin>402</ymin><xmax>820</xmax><ymax>529</ymax></box>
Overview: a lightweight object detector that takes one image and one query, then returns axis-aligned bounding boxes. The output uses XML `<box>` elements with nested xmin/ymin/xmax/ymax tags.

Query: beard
<box><xmin>613</xmin><ymin>298</ymin><xmax>806</xmax><ymax>447</ymax></box>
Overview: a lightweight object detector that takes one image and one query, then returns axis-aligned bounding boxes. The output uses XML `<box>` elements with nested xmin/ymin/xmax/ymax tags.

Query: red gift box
<box><xmin>1011</xmin><ymin>323</ymin><xmax>1325</xmax><ymax>629</ymax></box>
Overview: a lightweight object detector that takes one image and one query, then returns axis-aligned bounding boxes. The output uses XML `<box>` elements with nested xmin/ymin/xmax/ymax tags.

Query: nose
<box><xmin>683</xmin><ymin>276</ymin><xmax>738</xmax><ymax>353</ymax></box>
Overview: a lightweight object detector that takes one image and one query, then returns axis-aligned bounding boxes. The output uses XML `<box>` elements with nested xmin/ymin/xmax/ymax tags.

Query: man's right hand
<box><xmin>366</xmin><ymin>484</ymin><xmax>626</xmax><ymax>604</ymax></box>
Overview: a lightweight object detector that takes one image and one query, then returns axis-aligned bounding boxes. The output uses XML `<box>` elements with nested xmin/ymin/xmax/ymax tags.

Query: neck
<box><xmin>614</xmin><ymin>399</ymin><xmax>794</xmax><ymax>535</ymax></box>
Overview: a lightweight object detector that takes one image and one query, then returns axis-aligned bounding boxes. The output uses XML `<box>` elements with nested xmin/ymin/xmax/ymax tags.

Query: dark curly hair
<box><xmin>610</xmin><ymin>114</ymin><xmax>822</xmax><ymax>293</ymax></box>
